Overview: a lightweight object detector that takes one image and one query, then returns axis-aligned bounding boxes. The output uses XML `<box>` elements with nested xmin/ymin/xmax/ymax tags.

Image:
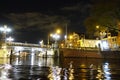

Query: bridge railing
<box><xmin>6</xmin><ymin>42</ymin><xmax>40</xmax><ymax>47</ymax></box>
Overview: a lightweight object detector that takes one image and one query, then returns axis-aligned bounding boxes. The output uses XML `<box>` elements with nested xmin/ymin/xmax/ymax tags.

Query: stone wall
<box><xmin>60</xmin><ymin>48</ymin><xmax>120</xmax><ymax>59</ymax></box>
<box><xmin>60</xmin><ymin>48</ymin><xmax>102</xmax><ymax>58</ymax></box>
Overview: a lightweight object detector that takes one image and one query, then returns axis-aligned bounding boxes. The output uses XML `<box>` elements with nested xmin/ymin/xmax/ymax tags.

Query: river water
<box><xmin>0</xmin><ymin>54</ymin><xmax>120</xmax><ymax>80</ymax></box>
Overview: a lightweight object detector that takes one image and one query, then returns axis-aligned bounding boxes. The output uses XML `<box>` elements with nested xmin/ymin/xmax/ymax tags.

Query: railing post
<box><xmin>10</xmin><ymin>49</ymin><xmax>13</xmax><ymax>64</ymax></box>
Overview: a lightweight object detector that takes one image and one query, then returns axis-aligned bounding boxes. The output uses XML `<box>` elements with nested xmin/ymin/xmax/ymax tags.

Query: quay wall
<box><xmin>101</xmin><ymin>51</ymin><xmax>120</xmax><ymax>59</ymax></box>
<box><xmin>60</xmin><ymin>48</ymin><xmax>120</xmax><ymax>59</ymax></box>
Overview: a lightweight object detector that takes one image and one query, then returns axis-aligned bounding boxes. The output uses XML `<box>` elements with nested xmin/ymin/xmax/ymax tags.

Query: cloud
<box><xmin>61</xmin><ymin>2</ymin><xmax>91</xmax><ymax>12</ymax></box>
<box><xmin>4</xmin><ymin>12</ymin><xmax>69</xmax><ymax>31</ymax></box>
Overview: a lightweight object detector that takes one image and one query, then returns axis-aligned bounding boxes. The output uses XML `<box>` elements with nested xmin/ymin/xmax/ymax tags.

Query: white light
<box><xmin>0</xmin><ymin>25</ymin><xmax>11</xmax><ymax>33</ymax></box>
<box><xmin>64</xmin><ymin>35</ymin><xmax>67</xmax><ymax>39</ymax></box>
<box><xmin>6</xmin><ymin>36</ymin><xmax>14</xmax><ymax>42</ymax></box>
<box><xmin>52</xmin><ymin>34</ymin><xmax>60</xmax><ymax>40</ymax></box>
<box><xmin>0</xmin><ymin>64</ymin><xmax>12</xmax><ymax>80</ymax></box>
<box><xmin>40</xmin><ymin>40</ymin><xmax>43</xmax><ymax>44</ymax></box>
<box><xmin>101</xmin><ymin>40</ymin><xmax>109</xmax><ymax>50</ymax></box>
<box><xmin>39</xmin><ymin>40</ymin><xmax>44</xmax><ymax>47</ymax></box>
<box><xmin>31</xmin><ymin>53</ymin><xmax>35</xmax><ymax>65</ymax></box>
<box><xmin>103</xmin><ymin>62</ymin><xmax>111</xmax><ymax>79</ymax></box>
<box><xmin>14</xmin><ymin>46</ymin><xmax>23</xmax><ymax>52</ymax></box>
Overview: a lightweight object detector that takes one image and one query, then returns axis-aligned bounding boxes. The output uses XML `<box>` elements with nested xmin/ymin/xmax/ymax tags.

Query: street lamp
<box><xmin>54</xmin><ymin>29</ymin><xmax>61</xmax><ymax>42</ymax></box>
<box><xmin>47</xmin><ymin>33</ymin><xmax>53</xmax><ymax>48</ymax></box>
<box><xmin>69</xmin><ymin>35</ymin><xmax>73</xmax><ymax>40</ymax></box>
<box><xmin>56</xmin><ymin>29</ymin><xmax>61</xmax><ymax>34</ymax></box>
<box><xmin>96</xmin><ymin>25</ymin><xmax>107</xmax><ymax>39</ymax></box>
<box><xmin>0</xmin><ymin>25</ymin><xmax>11</xmax><ymax>49</ymax></box>
<box><xmin>96</xmin><ymin>25</ymin><xmax>100</xmax><ymax>40</ymax></box>
<box><xmin>52</xmin><ymin>33</ymin><xmax>60</xmax><ymax>42</ymax></box>
<box><xmin>6</xmin><ymin>36</ymin><xmax>14</xmax><ymax>42</ymax></box>
<box><xmin>0</xmin><ymin>25</ymin><xmax>11</xmax><ymax>42</ymax></box>
<box><xmin>96</xmin><ymin>25</ymin><xmax>99</xmax><ymax>29</ymax></box>
<box><xmin>39</xmin><ymin>40</ymin><xmax>44</xmax><ymax>47</ymax></box>
<box><xmin>48</xmin><ymin>29</ymin><xmax>61</xmax><ymax>46</ymax></box>
<box><xmin>50</xmin><ymin>29</ymin><xmax>61</xmax><ymax>42</ymax></box>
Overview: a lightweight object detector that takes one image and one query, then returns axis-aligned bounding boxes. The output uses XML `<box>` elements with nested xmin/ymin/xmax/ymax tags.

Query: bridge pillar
<box><xmin>54</xmin><ymin>48</ymin><xmax>60</xmax><ymax>57</ymax></box>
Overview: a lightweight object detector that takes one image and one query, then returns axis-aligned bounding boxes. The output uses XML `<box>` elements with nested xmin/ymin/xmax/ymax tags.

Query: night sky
<box><xmin>0</xmin><ymin>0</ymin><xmax>91</xmax><ymax>44</ymax></box>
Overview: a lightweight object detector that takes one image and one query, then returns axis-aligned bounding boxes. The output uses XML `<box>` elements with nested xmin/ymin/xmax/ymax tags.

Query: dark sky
<box><xmin>0</xmin><ymin>0</ymin><xmax>91</xmax><ymax>44</ymax></box>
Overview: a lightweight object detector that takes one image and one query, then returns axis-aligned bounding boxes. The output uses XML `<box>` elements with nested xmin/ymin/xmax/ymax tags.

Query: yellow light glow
<box><xmin>96</xmin><ymin>25</ymin><xmax>99</xmax><ymax>29</ymax></box>
<box><xmin>69</xmin><ymin>35</ymin><xmax>73</xmax><ymax>39</ymax></box>
<box><xmin>56</xmin><ymin>29</ymin><xmax>61</xmax><ymax>34</ymax></box>
<box><xmin>50</xmin><ymin>33</ymin><xmax>53</xmax><ymax>37</ymax></box>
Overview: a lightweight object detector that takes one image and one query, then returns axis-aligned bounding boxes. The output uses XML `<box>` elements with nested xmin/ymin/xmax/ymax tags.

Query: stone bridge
<box><xmin>0</xmin><ymin>41</ymin><xmax>61</xmax><ymax>58</ymax></box>
<box><xmin>6</xmin><ymin>42</ymin><xmax>46</xmax><ymax>53</ymax></box>
<box><xmin>0</xmin><ymin>42</ymin><xmax>47</xmax><ymax>57</ymax></box>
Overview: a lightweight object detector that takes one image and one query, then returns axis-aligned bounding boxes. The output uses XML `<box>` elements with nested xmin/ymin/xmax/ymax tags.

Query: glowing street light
<box><xmin>0</xmin><ymin>25</ymin><xmax>11</xmax><ymax>33</ymax></box>
<box><xmin>39</xmin><ymin>40</ymin><xmax>44</xmax><ymax>47</ymax></box>
<box><xmin>0</xmin><ymin>25</ymin><xmax>11</xmax><ymax>42</ymax></box>
<box><xmin>96</xmin><ymin>25</ymin><xmax>107</xmax><ymax>39</ymax></box>
<box><xmin>50</xmin><ymin>33</ymin><xmax>53</xmax><ymax>37</ymax></box>
<box><xmin>69</xmin><ymin>35</ymin><xmax>73</xmax><ymax>40</ymax></box>
<box><xmin>6</xmin><ymin>36</ymin><xmax>14</xmax><ymax>42</ymax></box>
<box><xmin>48</xmin><ymin>29</ymin><xmax>61</xmax><ymax>49</ymax></box>
<box><xmin>52</xmin><ymin>34</ymin><xmax>60</xmax><ymax>41</ymax></box>
<box><xmin>55</xmin><ymin>29</ymin><xmax>61</xmax><ymax>41</ymax></box>
<box><xmin>50</xmin><ymin>29</ymin><xmax>61</xmax><ymax>42</ymax></box>
<box><xmin>56</xmin><ymin>29</ymin><xmax>61</xmax><ymax>34</ymax></box>
<box><xmin>96</xmin><ymin>25</ymin><xmax>99</xmax><ymax>29</ymax></box>
<box><xmin>0</xmin><ymin>25</ymin><xmax>12</xmax><ymax>49</ymax></box>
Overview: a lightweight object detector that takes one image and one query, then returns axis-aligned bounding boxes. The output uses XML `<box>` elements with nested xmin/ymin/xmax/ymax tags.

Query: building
<box><xmin>63</xmin><ymin>32</ymin><xmax>119</xmax><ymax>51</ymax></box>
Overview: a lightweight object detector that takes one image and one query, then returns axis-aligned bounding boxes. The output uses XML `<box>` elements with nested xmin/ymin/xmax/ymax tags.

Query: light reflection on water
<box><xmin>0</xmin><ymin>54</ymin><xmax>120</xmax><ymax>80</ymax></box>
<box><xmin>0</xmin><ymin>57</ymin><xmax>10</xmax><ymax>64</ymax></box>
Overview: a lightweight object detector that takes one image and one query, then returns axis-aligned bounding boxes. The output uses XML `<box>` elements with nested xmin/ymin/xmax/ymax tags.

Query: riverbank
<box><xmin>60</xmin><ymin>48</ymin><xmax>120</xmax><ymax>59</ymax></box>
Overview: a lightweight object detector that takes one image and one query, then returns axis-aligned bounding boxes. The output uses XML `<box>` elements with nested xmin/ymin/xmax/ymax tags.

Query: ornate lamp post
<box><xmin>50</xmin><ymin>29</ymin><xmax>61</xmax><ymax>49</ymax></box>
<box><xmin>47</xmin><ymin>33</ymin><xmax>53</xmax><ymax>48</ymax></box>
<box><xmin>54</xmin><ymin>29</ymin><xmax>61</xmax><ymax>43</ymax></box>
<box><xmin>52</xmin><ymin>29</ymin><xmax>61</xmax><ymax>57</ymax></box>
<box><xmin>6</xmin><ymin>36</ymin><xmax>14</xmax><ymax>44</ymax></box>
<box><xmin>52</xmin><ymin>33</ymin><xmax>60</xmax><ymax>43</ymax></box>
<box><xmin>0</xmin><ymin>25</ymin><xmax>11</xmax><ymax>43</ymax></box>
<box><xmin>0</xmin><ymin>25</ymin><xmax>11</xmax><ymax>49</ymax></box>
<box><xmin>6</xmin><ymin>36</ymin><xmax>14</xmax><ymax>42</ymax></box>
<box><xmin>96</xmin><ymin>25</ymin><xmax>107</xmax><ymax>39</ymax></box>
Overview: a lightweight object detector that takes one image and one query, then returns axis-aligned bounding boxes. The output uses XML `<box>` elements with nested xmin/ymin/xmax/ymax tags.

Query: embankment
<box><xmin>60</xmin><ymin>48</ymin><xmax>120</xmax><ymax>59</ymax></box>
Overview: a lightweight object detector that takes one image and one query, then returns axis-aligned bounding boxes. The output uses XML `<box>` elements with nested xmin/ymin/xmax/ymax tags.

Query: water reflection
<box><xmin>48</xmin><ymin>66</ymin><xmax>62</xmax><ymax>80</ymax></box>
<box><xmin>11</xmin><ymin>54</ymin><xmax>56</xmax><ymax>67</ymax></box>
<box><xmin>0</xmin><ymin>58</ymin><xmax>10</xmax><ymax>64</ymax></box>
<box><xmin>63</xmin><ymin>58</ymin><xmax>120</xmax><ymax>80</ymax></box>
<box><xmin>0</xmin><ymin>54</ymin><xmax>120</xmax><ymax>79</ymax></box>
<box><xmin>103</xmin><ymin>62</ymin><xmax>111</xmax><ymax>80</ymax></box>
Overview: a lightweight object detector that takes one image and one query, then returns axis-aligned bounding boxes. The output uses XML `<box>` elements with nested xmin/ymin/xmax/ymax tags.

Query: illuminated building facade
<box><xmin>63</xmin><ymin>32</ymin><xmax>119</xmax><ymax>51</ymax></box>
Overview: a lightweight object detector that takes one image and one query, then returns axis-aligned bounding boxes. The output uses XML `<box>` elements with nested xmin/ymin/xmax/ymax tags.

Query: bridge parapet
<box><xmin>6</xmin><ymin>42</ymin><xmax>44</xmax><ymax>54</ymax></box>
<box><xmin>6</xmin><ymin>42</ymin><xmax>40</xmax><ymax>47</ymax></box>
